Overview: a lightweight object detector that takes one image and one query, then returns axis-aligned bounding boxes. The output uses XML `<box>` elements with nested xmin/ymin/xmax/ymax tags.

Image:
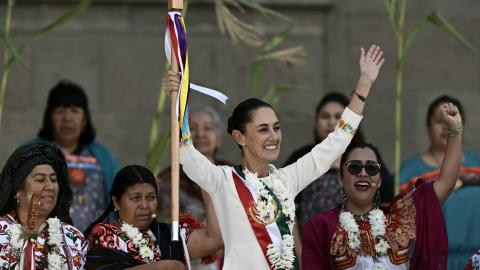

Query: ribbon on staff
<box><xmin>165</xmin><ymin>11</ymin><xmax>190</xmax><ymax>141</ymax></box>
<box><xmin>165</xmin><ymin>11</ymin><xmax>229</xmax><ymax>142</ymax></box>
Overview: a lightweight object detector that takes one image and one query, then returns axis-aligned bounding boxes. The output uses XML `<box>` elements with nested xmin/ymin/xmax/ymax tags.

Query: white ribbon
<box><xmin>164</xmin><ymin>11</ymin><xmax>229</xmax><ymax>107</ymax></box>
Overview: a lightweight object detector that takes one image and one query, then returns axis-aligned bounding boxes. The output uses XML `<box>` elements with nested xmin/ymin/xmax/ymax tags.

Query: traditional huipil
<box><xmin>0</xmin><ymin>214</ymin><xmax>86</xmax><ymax>270</ymax></box>
<box><xmin>86</xmin><ymin>215</ymin><xmax>209</xmax><ymax>269</ymax></box>
<box><xmin>302</xmin><ymin>180</ymin><xmax>448</xmax><ymax>270</ymax></box>
<box><xmin>180</xmin><ymin>108</ymin><xmax>361</xmax><ymax>269</ymax></box>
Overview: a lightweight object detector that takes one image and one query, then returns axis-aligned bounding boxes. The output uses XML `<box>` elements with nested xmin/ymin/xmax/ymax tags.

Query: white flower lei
<box><xmin>243</xmin><ymin>167</ymin><xmax>295</xmax><ymax>224</ymax></box>
<box><xmin>120</xmin><ymin>222</ymin><xmax>155</xmax><ymax>263</ymax></box>
<box><xmin>243</xmin><ymin>167</ymin><xmax>296</xmax><ymax>270</ymax></box>
<box><xmin>8</xmin><ymin>217</ymin><xmax>66</xmax><ymax>270</ymax></box>
<box><xmin>339</xmin><ymin>208</ymin><xmax>390</xmax><ymax>268</ymax></box>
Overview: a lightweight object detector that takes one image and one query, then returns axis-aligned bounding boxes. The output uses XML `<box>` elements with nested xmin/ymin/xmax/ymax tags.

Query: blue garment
<box><xmin>400</xmin><ymin>149</ymin><xmax>480</xmax><ymax>270</ymax></box>
<box><xmin>27</xmin><ymin>139</ymin><xmax>121</xmax><ymax>215</ymax></box>
<box><xmin>66</xmin><ymin>148</ymin><xmax>106</xmax><ymax>232</ymax></box>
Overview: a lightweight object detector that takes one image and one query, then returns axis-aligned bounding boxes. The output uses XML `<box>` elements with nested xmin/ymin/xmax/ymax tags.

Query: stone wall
<box><xmin>0</xmin><ymin>0</ymin><xmax>479</xmax><ymax>171</ymax></box>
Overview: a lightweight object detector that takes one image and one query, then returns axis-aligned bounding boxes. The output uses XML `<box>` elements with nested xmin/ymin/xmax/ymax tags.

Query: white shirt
<box><xmin>180</xmin><ymin>107</ymin><xmax>362</xmax><ymax>270</ymax></box>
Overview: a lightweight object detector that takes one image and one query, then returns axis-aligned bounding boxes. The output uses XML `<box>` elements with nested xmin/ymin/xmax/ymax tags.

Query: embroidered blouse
<box><xmin>302</xmin><ymin>181</ymin><xmax>448</xmax><ymax>270</ymax></box>
<box><xmin>0</xmin><ymin>214</ymin><xmax>87</xmax><ymax>270</ymax></box>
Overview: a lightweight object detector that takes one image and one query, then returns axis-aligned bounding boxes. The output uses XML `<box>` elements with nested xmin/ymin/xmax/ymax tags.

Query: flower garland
<box><xmin>339</xmin><ymin>208</ymin><xmax>390</xmax><ymax>268</ymax></box>
<box><xmin>120</xmin><ymin>222</ymin><xmax>155</xmax><ymax>263</ymax></box>
<box><xmin>8</xmin><ymin>217</ymin><xmax>66</xmax><ymax>270</ymax></box>
<box><xmin>243</xmin><ymin>167</ymin><xmax>296</xmax><ymax>270</ymax></box>
<box><xmin>243</xmin><ymin>168</ymin><xmax>295</xmax><ymax>224</ymax></box>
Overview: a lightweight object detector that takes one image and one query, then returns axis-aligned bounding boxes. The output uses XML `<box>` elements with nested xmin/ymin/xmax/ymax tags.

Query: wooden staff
<box><xmin>168</xmin><ymin>0</ymin><xmax>183</xmax><ymax>242</ymax></box>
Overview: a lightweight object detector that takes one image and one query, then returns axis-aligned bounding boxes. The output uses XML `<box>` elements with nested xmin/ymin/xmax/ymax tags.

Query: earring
<box><xmin>341</xmin><ymin>189</ymin><xmax>347</xmax><ymax>202</ymax></box>
<box><xmin>241</xmin><ymin>142</ymin><xmax>246</xmax><ymax>146</ymax></box>
<box><xmin>16</xmin><ymin>197</ymin><xmax>20</xmax><ymax>204</ymax></box>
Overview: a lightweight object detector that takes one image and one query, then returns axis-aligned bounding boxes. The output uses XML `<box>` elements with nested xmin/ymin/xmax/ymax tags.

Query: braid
<box><xmin>84</xmin><ymin>202</ymin><xmax>115</xmax><ymax>237</ymax></box>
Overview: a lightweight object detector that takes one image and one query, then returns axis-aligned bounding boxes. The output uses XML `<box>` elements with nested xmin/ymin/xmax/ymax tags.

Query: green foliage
<box><xmin>0</xmin><ymin>0</ymin><xmax>93</xmax><ymax>130</ymax></box>
<box><xmin>148</xmin><ymin>0</ymin><xmax>305</xmax><ymax>172</ymax></box>
<box><xmin>384</xmin><ymin>0</ymin><xmax>478</xmax><ymax>194</ymax></box>
<box><xmin>250</xmin><ymin>25</ymin><xmax>305</xmax><ymax>104</ymax></box>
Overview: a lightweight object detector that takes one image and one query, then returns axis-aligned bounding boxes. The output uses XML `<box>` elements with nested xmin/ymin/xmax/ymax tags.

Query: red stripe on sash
<box><xmin>24</xmin><ymin>240</ymin><xmax>35</xmax><ymax>270</ymax></box>
<box><xmin>232</xmin><ymin>170</ymin><xmax>274</xmax><ymax>269</ymax></box>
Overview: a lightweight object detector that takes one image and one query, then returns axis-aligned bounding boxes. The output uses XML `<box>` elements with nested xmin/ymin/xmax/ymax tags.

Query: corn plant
<box><xmin>0</xmin><ymin>0</ymin><xmax>92</xmax><ymax>130</ymax></box>
<box><xmin>384</xmin><ymin>0</ymin><xmax>478</xmax><ymax>194</ymax></box>
<box><xmin>147</xmin><ymin>0</ymin><xmax>304</xmax><ymax>174</ymax></box>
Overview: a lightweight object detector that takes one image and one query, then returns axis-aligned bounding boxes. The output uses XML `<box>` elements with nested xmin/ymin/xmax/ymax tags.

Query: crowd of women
<box><xmin>0</xmin><ymin>43</ymin><xmax>478</xmax><ymax>270</ymax></box>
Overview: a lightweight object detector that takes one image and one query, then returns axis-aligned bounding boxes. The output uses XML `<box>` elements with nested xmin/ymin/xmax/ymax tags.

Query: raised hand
<box><xmin>163</xmin><ymin>70</ymin><xmax>181</xmax><ymax>96</ymax></box>
<box><xmin>359</xmin><ymin>44</ymin><xmax>385</xmax><ymax>85</ymax></box>
<box><xmin>439</xmin><ymin>102</ymin><xmax>462</xmax><ymax>130</ymax></box>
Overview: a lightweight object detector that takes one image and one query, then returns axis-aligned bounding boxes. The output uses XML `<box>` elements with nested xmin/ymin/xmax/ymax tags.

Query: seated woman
<box><xmin>0</xmin><ymin>143</ymin><xmax>87</xmax><ymax>269</ymax></box>
<box><xmin>302</xmin><ymin>103</ymin><xmax>463</xmax><ymax>269</ymax></box>
<box><xmin>85</xmin><ymin>165</ymin><xmax>223</xmax><ymax>270</ymax></box>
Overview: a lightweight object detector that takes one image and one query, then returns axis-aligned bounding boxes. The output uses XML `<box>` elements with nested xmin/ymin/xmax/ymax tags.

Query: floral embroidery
<box><xmin>338</xmin><ymin>119</ymin><xmax>354</xmax><ymax>135</ymax></box>
<box><xmin>0</xmin><ymin>214</ymin><xmax>87</xmax><ymax>270</ymax></box>
<box><xmin>331</xmin><ymin>190</ymin><xmax>416</xmax><ymax>267</ymax></box>
<box><xmin>465</xmin><ymin>250</ymin><xmax>480</xmax><ymax>270</ymax></box>
<box><xmin>88</xmin><ymin>222</ymin><xmax>162</xmax><ymax>264</ymax></box>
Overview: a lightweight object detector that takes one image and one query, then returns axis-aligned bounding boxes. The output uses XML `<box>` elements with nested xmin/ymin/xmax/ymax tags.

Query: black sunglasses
<box><xmin>344</xmin><ymin>160</ymin><xmax>381</xmax><ymax>176</ymax></box>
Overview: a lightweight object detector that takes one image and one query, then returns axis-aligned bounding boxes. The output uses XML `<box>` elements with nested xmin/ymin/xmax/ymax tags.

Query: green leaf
<box><xmin>147</xmin><ymin>132</ymin><xmax>171</xmax><ymax>176</ymax></box>
<box><xmin>427</xmin><ymin>12</ymin><xmax>479</xmax><ymax>55</ymax></box>
<box><xmin>384</xmin><ymin>0</ymin><xmax>401</xmax><ymax>38</ymax></box>
<box><xmin>237</xmin><ymin>0</ymin><xmax>293</xmax><ymax>23</ymax></box>
<box><xmin>6</xmin><ymin>0</ymin><xmax>93</xmax><ymax>68</ymax></box>
<box><xmin>261</xmin><ymin>84</ymin><xmax>302</xmax><ymax>105</ymax></box>
<box><xmin>0</xmin><ymin>23</ymin><xmax>27</xmax><ymax>69</ymax></box>
<box><xmin>403</xmin><ymin>16</ymin><xmax>429</xmax><ymax>57</ymax></box>
<box><xmin>261</xmin><ymin>24</ymin><xmax>293</xmax><ymax>54</ymax></box>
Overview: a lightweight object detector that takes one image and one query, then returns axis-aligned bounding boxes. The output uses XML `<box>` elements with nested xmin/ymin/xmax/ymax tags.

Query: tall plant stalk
<box><xmin>0</xmin><ymin>0</ymin><xmax>15</xmax><ymax>130</ymax></box>
<box><xmin>393</xmin><ymin>0</ymin><xmax>406</xmax><ymax>195</ymax></box>
<box><xmin>385</xmin><ymin>0</ymin><xmax>478</xmax><ymax>194</ymax></box>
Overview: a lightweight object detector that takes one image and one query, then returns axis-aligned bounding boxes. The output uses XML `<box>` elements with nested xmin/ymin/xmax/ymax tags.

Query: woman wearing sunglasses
<box><xmin>302</xmin><ymin>103</ymin><xmax>463</xmax><ymax>270</ymax></box>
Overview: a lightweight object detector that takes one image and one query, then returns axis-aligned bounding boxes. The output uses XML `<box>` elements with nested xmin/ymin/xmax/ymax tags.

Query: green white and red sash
<box><xmin>231</xmin><ymin>166</ymin><xmax>298</xmax><ymax>270</ymax></box>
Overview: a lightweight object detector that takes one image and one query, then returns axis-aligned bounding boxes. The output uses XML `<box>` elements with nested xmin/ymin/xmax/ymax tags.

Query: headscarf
<box><xmin>0</xmin><ymin>142</ymin><xmax>73</xmax><ymax>223</ymax></box>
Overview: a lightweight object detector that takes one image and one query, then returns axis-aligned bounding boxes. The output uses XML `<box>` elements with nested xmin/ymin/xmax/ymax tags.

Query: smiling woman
<box><xmin>302</xmin><ymin>103</ymin><xmax>464</xmax><ymax>270</ymax></box>
<box><xmin>165</xmin><ymin>44</ymin><xmax>386</xmax><ymax>269</ymax></box>
<box><xmin>0</xmin><ymin>143</ymin><xmax>87</xmax><ymax>269</ymax></box>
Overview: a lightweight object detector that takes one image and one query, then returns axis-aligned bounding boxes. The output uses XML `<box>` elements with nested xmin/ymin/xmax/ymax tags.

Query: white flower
<box><xmin>121</xmin><ymin>222</ymin><xmax>157</xmax><ymax>263</ymax></box>
<box><xmin>47</xmin><ymin>252</ymin><xmax>65</xmax><ymax>270</ymax></box>
<box><xmin>339</xmin><ymin>208</ymin><xmax>390</xmax><ymax>257</ymax></box>
<box><xmin>266</xmin><ymin>234</ymin><xmax>295</xmax><ymax>270</ymax></box>
<box><xmin>9</xmin><ymin>224</ymin><xmax>23</xmax><ymax>250</ymax></box>
<box><xmin>339</xmin><ymin>212</ymin><xmax>359</xmax><ymax>233</ymax></box>
<box><xmin>375</xmin><ymin>239</ymin><xmax>390</xmax><ymax>255</ymax></box>
<box><xmin>348</xmin><ymin>235</ymin><xmax>361</xmax><ymax>251</ymax></box>
<box><xmin>47</xmin><ymin>218</ymin><xmax>63</xmax><ymax>246</ymax></box>
<box><xmin>374</xmin><ymin>262</ymin><xmax>387</xmax><ymax>270</ymax></box>
<box><xmin>139</xmin><ymin>246</ymin><xmax>154</xmax><ymax>262</ymax></box>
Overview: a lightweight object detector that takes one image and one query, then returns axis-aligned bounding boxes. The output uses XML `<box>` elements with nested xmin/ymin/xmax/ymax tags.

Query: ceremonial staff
<box><xmin>166</xmin><ymin>0</ymin><xmax>188</xmax><ymax>241</ymax></box>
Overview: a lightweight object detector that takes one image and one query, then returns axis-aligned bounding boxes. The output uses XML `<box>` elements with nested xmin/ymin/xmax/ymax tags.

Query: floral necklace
<box><xmin>243</xmin><ymin>167</ymin><xmax>296</xmax><ymax>270</ymax></box>
<box><xmin>9</xmin><ymin>217</ymin><xmax>66</xmax><ymax>270</ymax></box>
<box><xmin>339</xmin><ymin>208</ymin><xmax>390</xmax><ymax>269</ymax></box>
<box><xmin>120</xmin><ymin>222</ymin><xmax>156</xmax><ymax>263</ymax></box>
